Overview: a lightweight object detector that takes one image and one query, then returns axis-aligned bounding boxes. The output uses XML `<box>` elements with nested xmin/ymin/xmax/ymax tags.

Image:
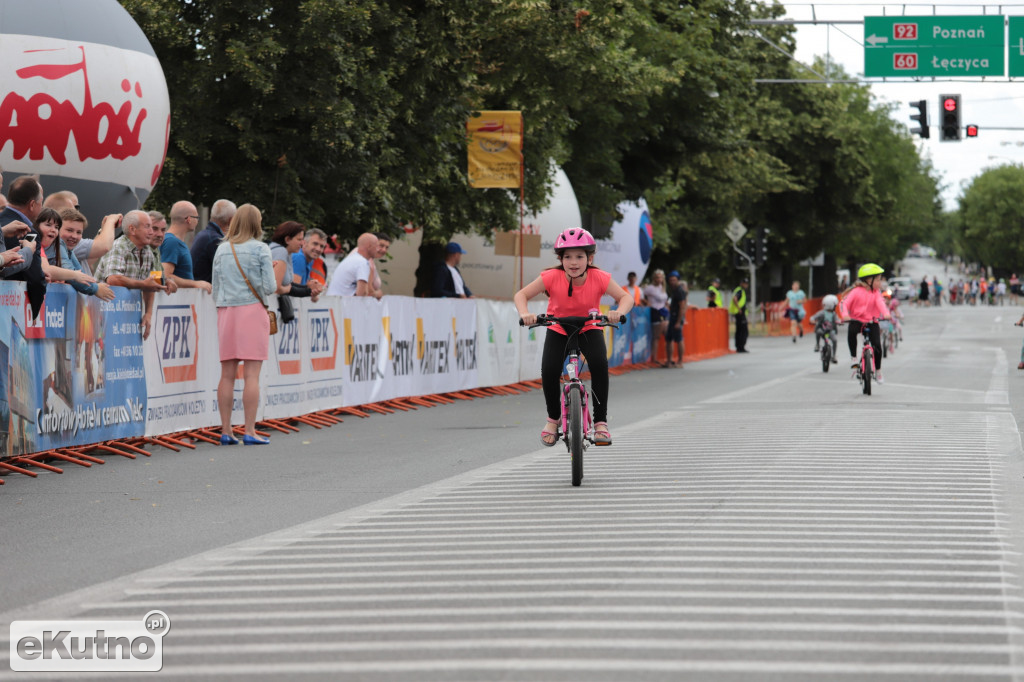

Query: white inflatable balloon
<box><xmin>0</xmin><ymin>0</ymin><xmax>170</xmax><ymax>230</ymax></box>
<box><xmin>590</xmin><ymin>199</ymin><xmax>653</xmax><ymax>287</ymax></box>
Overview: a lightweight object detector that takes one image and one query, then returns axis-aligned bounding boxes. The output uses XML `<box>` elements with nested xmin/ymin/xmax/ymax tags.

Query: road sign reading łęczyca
<box><xmin>864</xmin><ymin>15</ymin><xmax>1005</xmax><ymax>78</ymax></box>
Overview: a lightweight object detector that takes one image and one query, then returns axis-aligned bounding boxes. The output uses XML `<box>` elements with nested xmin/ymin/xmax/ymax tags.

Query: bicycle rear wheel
<box><xmin>568</xmin><ymin>385</ymin><xmax>584</xmax><ymax>486</ymax></box>
<box><xmin>862</xmin><ymin>348</ymin><xmax>873</xmax><ymax>395</ymax></box>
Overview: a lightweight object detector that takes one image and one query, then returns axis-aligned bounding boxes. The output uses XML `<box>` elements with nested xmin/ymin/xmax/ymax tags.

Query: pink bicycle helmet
<box><xmin>554</xmin><ymin>227</ymin><xmax>596</xmax><ymax>255</ymax></box>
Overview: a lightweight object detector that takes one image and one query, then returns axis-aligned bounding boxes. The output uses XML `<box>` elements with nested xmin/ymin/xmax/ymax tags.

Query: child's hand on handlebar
<box><xmin>520</xmin><ymin>313</ymin><xmax>537</xmax><ymax>326</ymax></box>
<box><xmin>606</xmin><ymin>311</ymin><xmax>625</xmax><ymax>324</ymax></box>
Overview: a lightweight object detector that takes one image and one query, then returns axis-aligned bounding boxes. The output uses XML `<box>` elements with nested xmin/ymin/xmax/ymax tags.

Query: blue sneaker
<box><xmin>219</xmin><ymin>434</ymin><xmax>239</xmax><ymax>445</ymax></box>
<box><xmin>242</xmin><ymin>434</ymin><xmax>270</xmax><ymax>445</ymax></box>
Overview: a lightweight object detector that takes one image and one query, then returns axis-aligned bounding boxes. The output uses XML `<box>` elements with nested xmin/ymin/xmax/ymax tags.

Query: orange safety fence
<box><xmin>647</xmin><ymin>306</ymin><xmax>732</xmax><ymax>365</ymax></box>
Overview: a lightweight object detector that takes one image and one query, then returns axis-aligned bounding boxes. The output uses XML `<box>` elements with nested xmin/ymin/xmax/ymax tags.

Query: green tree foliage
<box><xmin>734</xmin><ymin>60</ymin><xmax>942</xmax><ymax>287</ymax></box>
<box><xmin>122</xmin><ymin>0</ymin><xmax>673</xmax><ymax>238</ymax></box>
<box><xmin>959</xmin><ymin>164</ymin><xmax>1024</xmax><ymax>269</ymax></box>
<box><xmin>121</xmin><ymin>0</ymin><xmax>942</xmax><ymax>271</ymax></box>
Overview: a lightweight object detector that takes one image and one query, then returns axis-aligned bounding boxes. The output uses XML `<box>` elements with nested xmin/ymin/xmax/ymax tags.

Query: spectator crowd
<box><xmin>0</xmin><ymin>171</ymin><xmax>756</xmax><ymax>385</ymax></box>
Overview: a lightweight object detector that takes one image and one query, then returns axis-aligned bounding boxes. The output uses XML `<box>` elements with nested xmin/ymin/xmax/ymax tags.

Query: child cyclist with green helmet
<box><xmin>840</xmin><ymin>263</ymin><xmax>891</xmax><ymax>383</ymax></box>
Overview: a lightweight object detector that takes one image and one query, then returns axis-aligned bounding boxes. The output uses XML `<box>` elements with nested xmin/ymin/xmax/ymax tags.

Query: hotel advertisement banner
<box><xmin>1</xmin><ymin>283</ymin><xmax>148</xmax><ymax>455</ymax></box>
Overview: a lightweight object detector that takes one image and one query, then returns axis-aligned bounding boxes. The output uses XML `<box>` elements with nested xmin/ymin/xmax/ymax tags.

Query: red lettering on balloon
<box><xmin>0</xmin><ymin>46</ymin><xmax>148</xmax><ymax>165</ymax></box>
<box><xmin>152</xmin><ymin>113</ymin><xmax>170</xmax><ymax>187</ymax></box>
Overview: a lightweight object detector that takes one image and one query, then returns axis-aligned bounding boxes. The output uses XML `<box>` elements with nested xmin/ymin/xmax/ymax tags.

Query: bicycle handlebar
<box><xmin>519</xmin><ymin>313</ymin><xmax>626</xmax><ymax>330</ymax></box>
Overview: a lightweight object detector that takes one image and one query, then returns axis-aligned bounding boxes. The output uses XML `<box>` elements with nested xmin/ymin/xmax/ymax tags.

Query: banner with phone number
<box><xmin>0</xmin><ymin>283</ymin><xmax>147</xmax><ymax>456</ymax></box>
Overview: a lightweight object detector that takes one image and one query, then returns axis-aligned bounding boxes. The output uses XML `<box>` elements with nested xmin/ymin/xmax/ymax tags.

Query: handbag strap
<box><xmin>230</xmin><ymin>242</ymin><xmax>267</xmax><ymax>308</ymax></box>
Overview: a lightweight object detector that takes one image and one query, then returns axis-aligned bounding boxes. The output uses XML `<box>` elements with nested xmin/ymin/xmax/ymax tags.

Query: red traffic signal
<box><xmin>965</xmin><ymin>124</ymin><xmax>978</xmax><ymax>137</ymax></box>
<box><xmin>939</xmin><ymin>94</ymin><xmax>961</xmax><ymax>141</ymax></box>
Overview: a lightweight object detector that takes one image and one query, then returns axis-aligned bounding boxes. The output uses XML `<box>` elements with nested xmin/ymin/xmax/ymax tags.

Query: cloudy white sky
<box><xmin>780</xmin><ymin>1</ymin><xmax>1024</xmax><ymax>210</ymax></box>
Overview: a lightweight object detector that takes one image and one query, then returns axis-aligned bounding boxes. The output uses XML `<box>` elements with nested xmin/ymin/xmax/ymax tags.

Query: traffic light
<box><xmin>966</xmin><ymin>124</ymin><xmax>978</xmax><ymax>138</ymax></box>
<box><xmin>755</xmin><ymin>227</ymin><xmax>768</xmax><ymax>267</ymax></box>
<box><xmin>734</xmin><ymin>237</ymin><xmax>755</xmax><ymax>269</ymax></box>
<box><xmin>909</xmin><ymin>100</ymin><xmax>929</xmax><ymax>139</ymax></box>
<box><xmin>939</xmin><ymin>94</ymin><xmax>961</xmax><ymax>141</ymax></box>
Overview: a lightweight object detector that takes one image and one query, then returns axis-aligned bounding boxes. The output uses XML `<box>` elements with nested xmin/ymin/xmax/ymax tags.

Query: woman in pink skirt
<box><xmin>211</xmin><ymin>204</ymin><xmax>277</xmax><ymax>445</ymax></box>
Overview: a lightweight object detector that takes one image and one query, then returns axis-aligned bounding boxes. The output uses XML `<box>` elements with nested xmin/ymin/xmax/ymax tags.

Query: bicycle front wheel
<box><xmin>568</xmin><ymin>385</ymin><xmax>584</xmax><ymax>486</ymax></box>
<box><xmin>862</xmin><ymin>349</ymin><xmax>873</xmax><ymax>395</ymax></box>
<box><xmin>822</xmin><ymin>343</ymin><xmax>831</xmax><ymax>372</ymax></box>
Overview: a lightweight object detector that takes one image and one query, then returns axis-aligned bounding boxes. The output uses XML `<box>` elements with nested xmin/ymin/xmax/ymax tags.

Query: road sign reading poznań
<box><xmin>864</xmin><ymin>16</ymin><xmax>1005</xmax><ymax>77</ymax></box>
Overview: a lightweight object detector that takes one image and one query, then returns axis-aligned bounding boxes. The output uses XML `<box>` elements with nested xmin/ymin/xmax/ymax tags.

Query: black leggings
<box><xmin>541</xmin><ymin>328</ymin><xmax>609</xmax><ymax>423</ymax></box>
<box><xmin>847</xmin><ymin>320</ymin><xmax>882</xmax><ymax>370</ymax></box>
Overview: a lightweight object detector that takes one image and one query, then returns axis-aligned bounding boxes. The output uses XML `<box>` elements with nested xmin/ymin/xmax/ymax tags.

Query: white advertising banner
<box><xmin>143</xmin><ymin>293</ymin><xmax>490</xmax><ymax>434</ymax></box>
<box><xmin>142</xmin><ymin>289</ymin><xmax>223</xmax><ymax>435</ymax></box>
<box><xmin>338</xmin><ymin>296</ymin><xmax>389</xmax><ymax>407</ymax></box>
<box><xmin>339</xmin><ymin>297</ymin><xmax>478</xmax><ymax>407</ymax></box>
<box><xmin>263</xmin><ymin>296</ymin><xmax>345</xmax><ymax>420</ymax></box>
<box><xmin>381</xmin><ymin>296</ymin><xmax>419</xmax><ymax>402</ymax></box>
<box><xmin>475</xmin><ymin>299</ymin><xmax>521</xmax><ymax>387</ymax></box>
<box><xmin>519</xmin><ymin>299</ymin><xmax>548</xmax><ymax>381</ymax></box>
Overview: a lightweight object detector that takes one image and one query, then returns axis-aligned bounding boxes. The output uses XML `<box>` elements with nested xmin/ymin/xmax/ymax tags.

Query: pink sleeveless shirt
<box><xmin>541</xmin><ymin>267</ymin><xmax>612</xmax><ymax>335</ymax></box>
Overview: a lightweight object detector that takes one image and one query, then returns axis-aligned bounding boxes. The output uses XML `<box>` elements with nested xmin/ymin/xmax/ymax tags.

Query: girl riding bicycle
<box><xmin>514</xmin><ymin>227</ymin><xmax>633</xmax><ymax>447</ymax></box>
<box><xmin>840</xmin><ymin>263</ymin><xmax>891</xmax><ymax>383</ymax></box>
<box><xmin>883</xmin><ymin>288</ymin><xmax>904</xmax><ymax>341</ymax></box>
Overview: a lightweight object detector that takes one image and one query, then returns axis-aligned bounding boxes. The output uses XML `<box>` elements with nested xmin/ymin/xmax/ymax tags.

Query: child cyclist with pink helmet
<box><xmin>515</xmin><ymin>227</ymin><xmax>634</xmax><ymax>447</ymax></box>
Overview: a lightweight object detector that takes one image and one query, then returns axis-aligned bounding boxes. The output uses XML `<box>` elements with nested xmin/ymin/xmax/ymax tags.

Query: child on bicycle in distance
<box><xmin>840</xmin><ymin>263</ymin><xmax>891</xmax><ymax>382</ymax></box>
<box><xmin>810</xmin><ymin>294</ymin><xmax>840</xmax><ymax>361</ymax></box>
<box><xmin>883</xmin><ymin>288</ymin><xmax>904</xmax><ymax>340</ymax></box>
<box><xmin>514</xmin><ymin>227</ymin><xmax>634</xmax><ymax>447</ymax></box>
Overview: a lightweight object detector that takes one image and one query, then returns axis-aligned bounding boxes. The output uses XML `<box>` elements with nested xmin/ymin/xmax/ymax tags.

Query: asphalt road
<box><xmin>4</xmin><ymin>257</ymin><xmax>1024</xmax><ymax>680</ymax></box>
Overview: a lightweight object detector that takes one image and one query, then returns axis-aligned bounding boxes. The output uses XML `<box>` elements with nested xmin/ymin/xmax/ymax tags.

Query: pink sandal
<box><xmin>594</xmin><ymin>421</ymin><xmax>612</xmax><ymax>445</ymax></box>
<box><xmin>540</xmin><ymin>418</ymin><xmax>559</xmax><ymax>447</ymax></box>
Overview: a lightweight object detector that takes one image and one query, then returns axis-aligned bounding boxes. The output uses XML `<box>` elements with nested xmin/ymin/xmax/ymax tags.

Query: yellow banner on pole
<box><xmin>467</xmin><ymin>111</ymin><xmax>523</xmax><ymax>188</ymax></box>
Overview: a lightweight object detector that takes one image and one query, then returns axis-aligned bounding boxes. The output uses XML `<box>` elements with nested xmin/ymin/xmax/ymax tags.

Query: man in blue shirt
<box><xmin>162</xmin><ymin>200</ymin><xmax>212</xmax><ymax>293</ymax></box>
<box><xmin>290</xmin><ymin>226</ymin><xmax>328</xmax><ymax>294</ymax></box>
<box><xmin>189</xmin><ymin>199</ymin><xmax>236</xmax><ymax>283</ymax></box>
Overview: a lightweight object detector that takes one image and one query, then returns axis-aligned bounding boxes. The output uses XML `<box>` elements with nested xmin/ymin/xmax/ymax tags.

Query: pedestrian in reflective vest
<box><xmin>707</xmin><ymin>277</ymin><xmax>723</xmax><ymax>308</ymax></box>
<box><xmin>623</xmin><ymin>271</ymin><xmax>643</xmax><ymax>306</ymax></box>
<box><xmin>730</xmin><ymin>278</ymin><xmax>749</xmax><ymax>352</ymax></box>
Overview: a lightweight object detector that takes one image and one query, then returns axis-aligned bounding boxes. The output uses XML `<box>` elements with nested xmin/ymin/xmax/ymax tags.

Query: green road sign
<box><xmin>864</xmin><ymin>15</ymin><xmax>1005</xmax><ymax>78</ymax></box>
<box><xmin>1009</xmin><ymin>17</ymin><xmax>1024</xmax><ymax>76</ymax></box>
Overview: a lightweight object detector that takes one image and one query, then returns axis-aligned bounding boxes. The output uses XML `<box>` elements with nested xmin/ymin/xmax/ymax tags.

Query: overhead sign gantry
<box><xmin>864</xmin><ymin>16</ymin><xmax>1005</xmax><ymax>78</ymax></box>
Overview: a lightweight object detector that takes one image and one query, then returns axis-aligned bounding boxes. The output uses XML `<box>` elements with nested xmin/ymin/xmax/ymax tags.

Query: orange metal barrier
<box><xmin>649</xmin><ymin>306</ymin><xmax>732</xmax><ymax>364</ymax></box>
<box><xmin>0</xmin><ymin>308</ymin><xmax>735</xmax><ymax>485</ymax></box>
<box><xmin>684</xmin><ymin>307</ymin><xmax>730</xmax><ymax>360</ymax></box>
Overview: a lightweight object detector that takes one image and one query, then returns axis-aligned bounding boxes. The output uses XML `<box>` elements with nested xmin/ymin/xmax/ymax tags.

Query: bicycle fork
<box><xmin>561</xmin><ymin>358</ymin><xmax>593</xmax><ymax>448</ymax></box>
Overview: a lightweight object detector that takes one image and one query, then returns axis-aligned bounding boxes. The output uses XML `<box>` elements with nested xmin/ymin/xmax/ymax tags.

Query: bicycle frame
<box><xmin>855</xmin><ymin>320</ymin><xmax>879</xmax><ymax>395</ymax></box>
<box><xmin>522</xmin><ymin>312</ymin><xmax>623</xmax><ymax>486</ymax></box>
<box><xmin>561</xmin><ymin>351</ymin><xmax>593</xmax><ymax>442</ymax></box>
